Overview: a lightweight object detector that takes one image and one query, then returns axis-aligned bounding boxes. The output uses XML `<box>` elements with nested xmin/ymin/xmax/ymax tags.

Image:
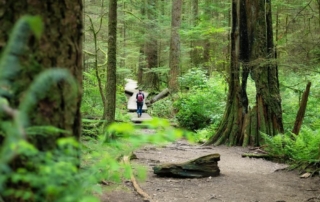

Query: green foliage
<box><xmin>178</xmin><ymin>68</ymin><xmax>208</xmax><ymax>90</ymax></box>
<box><xmin>195</xmin><ymin>124</ymin><xmax>220</xmax><ymax>143</ymax></box>
<box><xmin>174</xmin><ymin>72</ymin><xmax>226</xmax><ymax>131</ymax></box>
<box><xmin>149</xmin><ymin>97</ymin><xmax>175</xmax><ymax>119</ymax></box>
<box><xmin>261</xmin><ymin>128</ymin><xmax>320</xmax><ymax>174</ymax></box>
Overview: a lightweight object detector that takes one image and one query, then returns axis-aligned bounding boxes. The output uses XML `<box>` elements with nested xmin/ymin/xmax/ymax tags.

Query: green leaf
<box><xmin>25</xmin><ymin>15</ymin><xmax>43</xmax><ymax>39</ymax></box>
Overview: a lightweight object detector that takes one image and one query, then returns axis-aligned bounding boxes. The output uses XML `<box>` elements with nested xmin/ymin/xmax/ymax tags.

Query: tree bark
<box><xmin>153</xmin><ymin>153</ymin><xmax>220</xmax><ymax>178</ymax></box>
<box><xmin>168</xmin><ymin>0</ymin><xmax>182</xmax><ymax>92</ymax></box>
<box><xmin>144</xmin><ymin>0</ymin><xmax>160</xmax><ymax>90</ymax></box>
<box><xmin>0</xmin><ymin>0</ymin><xmax>82</xmax><ymax>148</ymax></box>
<box><xmin>292</xmin><ymin>82</ymin><xmax>311</xmax><ymax>135</ymax></box>
<box><xmin>105</xmin><ymin>0</ymin><xmax>117</xmax><ymax>124</ymax></box>
<box><xmin>149</xmin><ymin>88</ymin><xmax>170</xmax><ymax>104</ymax></box>
<box><xmin>0</xmin><ymin>0</ymin><xmax>83</xmax><ymax>200</ymax></box>
<box><xmin>207</xmin><ymin>0</ymin><xmax>284</xmax><ymax>146</ymax></box>
<box><xmin>190</xmin><ymin>0</ymin><xmax>201</xmax><ymax>66</ymax></box>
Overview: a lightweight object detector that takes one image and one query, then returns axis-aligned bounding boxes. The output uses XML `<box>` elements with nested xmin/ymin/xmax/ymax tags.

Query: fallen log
<box><xmin>150</xmin><ymin>88</ymin><xmax>170</xmax><ymax>104</ymax></box>
<box><xmin>153</xmin><ymin>153</ymin><xmax>220</xmax><ymax>178</ymax></box>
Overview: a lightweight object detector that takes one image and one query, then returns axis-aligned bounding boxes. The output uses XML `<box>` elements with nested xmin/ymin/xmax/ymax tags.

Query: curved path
<box><xmin>125</xmin><ymin>79</ymin><xmax>152</xmax><ymax>123</ymax></box>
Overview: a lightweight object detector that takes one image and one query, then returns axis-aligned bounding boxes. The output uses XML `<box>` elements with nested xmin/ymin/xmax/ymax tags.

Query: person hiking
<box><xmin>136</xmin><ymin>89</ymin><xmax>145</xmax><ymax>117</ymax></box>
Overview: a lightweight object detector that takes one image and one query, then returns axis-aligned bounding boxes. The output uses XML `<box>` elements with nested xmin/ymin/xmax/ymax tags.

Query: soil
<box><xmin>100</xmin><ymin>130</ymin><xmax>320</xmax><ymax>202</ymax></box>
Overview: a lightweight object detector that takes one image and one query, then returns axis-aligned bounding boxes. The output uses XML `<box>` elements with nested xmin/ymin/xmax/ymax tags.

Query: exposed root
<box><xmin>123</xmin><ymin>155</ymin><xmax>152</xmax><ymax>202</ymax></box>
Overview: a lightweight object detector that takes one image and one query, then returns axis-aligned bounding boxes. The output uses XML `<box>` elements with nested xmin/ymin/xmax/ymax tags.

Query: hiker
<box><xmin>136</xmin><ymin>89</ymin><xmax>145</xmax><ymax>117</ymax></box>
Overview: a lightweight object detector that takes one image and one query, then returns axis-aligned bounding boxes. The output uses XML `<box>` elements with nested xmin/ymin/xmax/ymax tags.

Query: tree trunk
<box><xmin>0</xmin><ymin>0</ymin><xmax>83</xmax><ymax>200</ymax></box>
<box><xmin>168</xmin><ymin>0</ymin><xmax>182</xmax><ymax>92</ymax></box>
<box><xmin>153</xmin><ymin>153</ymin><xmax>220</xmax><ymax>178</ymax></box>
<box><xmin>207</xmin><ymin>0</ymin><xmax>284</xmax><ymax>146</ymax></box>
<box><xmin>0</xmin><ymin>0</ymin><xmax>82</xmax><ymax>148</ymax></box>
<box><xmin>292</xmin><ymin>82</ymin><xmax>311</xmax><ymax>135</ymax></box>
<box><xmin>144</xmin><ymin>0</ymin><xmax>160</xmax><ymax>90</ymax></box>
<box><xmin>105</xmin><ymin>0</ymin><xmax>117</xmax><ymax>124</ymax></box>
<box><xmin>190</xmin><ymin>0</ymin><xmax>201</xmax><ymax>66</ymax></box>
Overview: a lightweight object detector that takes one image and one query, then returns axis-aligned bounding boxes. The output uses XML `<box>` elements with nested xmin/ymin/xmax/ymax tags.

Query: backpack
<box><xmin>137</xmin><ymin>93</ymin><xmax>144</xmax><ymax>102</ymax></box>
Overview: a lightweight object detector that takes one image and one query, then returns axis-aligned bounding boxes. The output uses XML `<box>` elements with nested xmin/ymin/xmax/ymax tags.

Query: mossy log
<box><xmin>153</xmin><ymin>153</ymin><xmax>220</xmax><ymax>178</ymax></box>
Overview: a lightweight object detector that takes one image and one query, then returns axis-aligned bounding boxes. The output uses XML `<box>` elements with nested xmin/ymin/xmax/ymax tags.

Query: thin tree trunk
<box><xmin>292</xmin><ymin>82</ymin><xmax>311</xmax><ymax>135</ymax></box>
<box><xmin>105</xmin><ymin>0</ymin><xmax>117</xmax><ymax>124</ymax></box>
<box><xmin>168</xmin><ymin>0</ymin><xmax>182</xmax><ymax>92</ymax></box>
<box><xmin>144</xmin><ymin>0</ymin><xmax>159</xmax><ymax>90</ymax></box>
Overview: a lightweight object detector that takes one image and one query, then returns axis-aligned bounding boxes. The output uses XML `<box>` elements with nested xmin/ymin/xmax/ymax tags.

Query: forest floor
<box><xmin>100</xmin><ymin>129</ymin><xmax>320</xmax><ymax>202</ymax></box>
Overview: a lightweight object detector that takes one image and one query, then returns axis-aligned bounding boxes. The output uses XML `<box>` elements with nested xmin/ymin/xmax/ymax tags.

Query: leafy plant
<box><xmin>174</xmin><ymin>75</ymin><xmax>226</xmax><ymax>131</ymax></box>
<box><xmin>178</xmin><ymin>68</ymin><xmax>208</xmax><ymax>90</ymax></box>
<box><xmin>149</xmin><ymin>97</ymin><xmax>175</xmax><ymax>119</ymax></box>
<box><xmin>261</xmin><ymin>127</ymin><xmax>320</xmax><ymax>174</ymax></box>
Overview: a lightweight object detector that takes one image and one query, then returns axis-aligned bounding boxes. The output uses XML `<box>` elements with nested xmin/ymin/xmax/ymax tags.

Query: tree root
<box><xmin>123</xmin><ymin>155</ymin><xmax>152</xmax><ymax>202</ymax></box>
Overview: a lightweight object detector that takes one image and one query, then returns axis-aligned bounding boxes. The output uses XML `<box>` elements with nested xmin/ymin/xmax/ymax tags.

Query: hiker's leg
<box><xmin>137</xmin><ymin>102</ymin><xmax>139</xmax><ymax>114</ymax></box>
<box><xmin>139</xmin><ymin>103</ymin><xmax>142</xmax><ymax>115</ymax></box>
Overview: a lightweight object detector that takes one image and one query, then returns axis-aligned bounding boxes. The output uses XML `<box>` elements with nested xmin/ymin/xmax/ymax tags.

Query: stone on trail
<box><xmin>153</xmin><ymin>153</ymin><xmax>220</xmax><ymax>178</ymax></box>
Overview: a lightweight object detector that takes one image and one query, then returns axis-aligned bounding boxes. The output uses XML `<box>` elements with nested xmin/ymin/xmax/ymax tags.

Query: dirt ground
<box><xmin>100</xmin><ymin>131</ymin><xmax>320</xmax><ymax>202</ymax></box>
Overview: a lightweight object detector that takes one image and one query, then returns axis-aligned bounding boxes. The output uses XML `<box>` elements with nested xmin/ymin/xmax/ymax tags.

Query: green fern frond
<box><xmin>0</xmin><ymin>15</ymin><xmax>43</xmax><ymax>87</ymax></box>
<box><xmin>19</xmin><ymin>68</ymin><xmax>78</xmax><ymax>127</ymax></box>
<box><xmin>26</xmin><ymin>125</ymin><xmax>70</xmax><ymax>136</ymax></box>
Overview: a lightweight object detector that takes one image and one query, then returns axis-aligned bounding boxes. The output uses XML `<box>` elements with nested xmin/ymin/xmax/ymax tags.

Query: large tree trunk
<box><xmin>105</xmin><ymin>0</ymin><xmax>118</xmax><ymax>124</ymax></box>
<box><xmin>0</xmin><ymin>0</ymin><xmax>82</xmax><ymax>147</ymax></box>
<box><xmin>207</xmin><ymin>0</ymin><xmax>283</xmax><ymax>146</ymax></box>
<box><xmin>168</xmin><ymin>0</ymin><xmax>182</xmax><ymax>92</ymax></box>
<box><xmin>0</xmin><ymin>0</ymin><xmax>83</xmax><ymax>200</ymax></box>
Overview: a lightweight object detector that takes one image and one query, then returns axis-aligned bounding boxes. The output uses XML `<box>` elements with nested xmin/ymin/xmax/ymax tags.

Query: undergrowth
<box><xmin>261</xmin><ymin>127</ymin><xmax>320</xmax><ymax>175</ymax></box>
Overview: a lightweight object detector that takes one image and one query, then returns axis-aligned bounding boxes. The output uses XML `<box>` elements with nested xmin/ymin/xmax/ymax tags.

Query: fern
<box><xmin>261</xmin><ymin>128</ymin><xmax>320</xmax><ymax>174</ymax></box>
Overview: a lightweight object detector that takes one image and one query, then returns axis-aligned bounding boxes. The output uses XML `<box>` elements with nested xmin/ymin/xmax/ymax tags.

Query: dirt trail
<box><xmin>101</xmin><ymin>137</ymin><xmax>320</xmax><ymax>202</ymax></box>
<box><xmin>100</xmin><ymin>81</ymin><xmax>320</xmax><ymax>202</ymax></box>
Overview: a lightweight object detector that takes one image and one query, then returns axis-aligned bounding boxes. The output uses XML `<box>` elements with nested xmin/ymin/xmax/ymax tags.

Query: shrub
<box><xmin>178</xmin><ymin>68</ymin><xmax>208</xmax><ymax>90</ymax></box>
<box><xmin>149</xmin><ymin>97</ymin><xmax>175</xmax><ymax>119</ymax></box>
<box><xmin>174</xmin><ymin>76</ymin><xmax>226</xmax><ymax>131</ymax></box>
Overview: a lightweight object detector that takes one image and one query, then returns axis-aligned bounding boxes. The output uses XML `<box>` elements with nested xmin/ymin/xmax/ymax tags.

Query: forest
<box><xmin>0</xmin><ymin>0</ymin><xmax>320</xmax><ymax>201</ymax></box>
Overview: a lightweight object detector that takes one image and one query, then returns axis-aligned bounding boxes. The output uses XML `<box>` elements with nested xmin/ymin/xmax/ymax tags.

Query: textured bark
<box><xmin>153</xmin><ymin>154</ymin><xmax>220</xmax><ymax>178</ymax></box>
<box><xmin>0</xmin><ymin>0</ymin><xmax>82</xmax><ymax>147</ymax></box>
<box><xmin>105</xmin><ymin>0</ymin><xmax>117</xmax><ymax>124</ymax></box>
<box><xmin>207</xmin><ymin>0</ymin><xmax>283</xmax><ymax>146</ymax></box>
<box><xmin>207</xmin><ymin>0</ymin><xmax>242</xmax><ymax>146</ymax></box>
<box><xmin>168</xmin><ymin>0</ymin><xmax>182</xmax><ymax>92</ymax></box>
<box><xmin>0</xmin><ymin>0</ymin><xmax>82</xmax><ymax>200</ymax></box>
<box><xmin>292</xmin><ymin>82</ymin><xmax>311</xmax><ymax>135</ymax></box>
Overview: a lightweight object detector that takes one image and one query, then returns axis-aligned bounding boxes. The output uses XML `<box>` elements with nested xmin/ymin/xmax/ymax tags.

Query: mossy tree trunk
<box><xmin>0</xmin><ymin>0</ymin><xmax>83</xmax><ymax>148</ymax></box>
<box><xmin>168</xmin><ymin>0</ymin><xmax>182</xmax><ymax>93</ymax></box>
<box><xmin>0</xmin><ymin>1</ymin><xmax>83</xmax><ymax>200</ymax></box>
<box><xmin>105</xmin><ymin>0</ymin><xmax>117</xmax><ymax>124</ymax></box>
<box><xmin>206</xmin><ymin>0</ymin><xmax>283</xmax><ymax>146</ymax></box>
